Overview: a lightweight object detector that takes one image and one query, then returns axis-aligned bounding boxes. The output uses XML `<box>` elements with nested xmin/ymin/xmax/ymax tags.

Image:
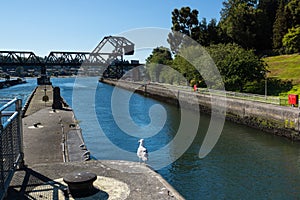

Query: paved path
<box><xmin>24</xmin><ymin>85</ymin><xmax>53</xmax><ymax>117</ymax></box>
<box><xmin>23</xmin><ymin>107</ymin><xmax>78</xmax><ymax>165</ymax></box>
<box><xmin>22</xmin><ymin>85</ymin><xmax>84</xmax><ymax>165</ymax></box>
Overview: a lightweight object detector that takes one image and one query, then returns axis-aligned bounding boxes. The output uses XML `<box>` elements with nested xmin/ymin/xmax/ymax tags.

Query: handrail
<box><xmin>0</xmin><ymin>98</ymin><xmax>17</xmax><ymax>112</ymax></box>
<box><xmin>0</xmin><ymin>98</ymin><xmax>23</xmax><ymax>200</ymax></box>
<box><xmin>2</xmin><ymin>112</ymin><xmax>18</xmax><ymax>129</ymax></box>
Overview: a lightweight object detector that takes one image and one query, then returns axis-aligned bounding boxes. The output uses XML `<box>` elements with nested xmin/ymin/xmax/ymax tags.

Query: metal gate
<box><xmin>0</xmin><ymin>98</ymin><xmax>23</xmax><ymax>200</ymax></box>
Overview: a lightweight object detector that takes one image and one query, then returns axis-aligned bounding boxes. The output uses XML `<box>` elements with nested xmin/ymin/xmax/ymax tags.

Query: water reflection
<box><xmin>159</xmin><ymin>119</ymin><xmax>300</xmax><ymax>199</ymax></box>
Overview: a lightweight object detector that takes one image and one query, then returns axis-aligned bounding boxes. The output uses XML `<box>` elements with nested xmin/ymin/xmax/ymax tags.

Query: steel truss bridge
<box><xmin>0</xmin><ymin>36</ymin><xmax>134</xmax><ymax>67</ymax></box>
<box><xmin>0</xmin><ymin>36</ymin><xmax>143</xmax><ymax>83</ymax></box>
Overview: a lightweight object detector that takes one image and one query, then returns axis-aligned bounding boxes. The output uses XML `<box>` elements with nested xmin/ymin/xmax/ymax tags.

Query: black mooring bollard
<box><xmin>63</xmin><ymin>171</ymin><xmax>97</xmax><ymax>198</ymax></box>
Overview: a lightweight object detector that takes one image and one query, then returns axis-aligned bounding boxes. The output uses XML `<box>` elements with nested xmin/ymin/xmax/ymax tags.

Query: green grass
<box><xmin>263</xmin><ymin>54</ymin><xmax>300</xmax><ymax>98</ymax></box>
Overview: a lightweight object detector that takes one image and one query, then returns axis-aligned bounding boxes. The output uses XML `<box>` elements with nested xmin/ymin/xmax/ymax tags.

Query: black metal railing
<box><xmin>0</xmin><ymin>98</ymin><xmax>23</xmax><ymax>200</ymax></box>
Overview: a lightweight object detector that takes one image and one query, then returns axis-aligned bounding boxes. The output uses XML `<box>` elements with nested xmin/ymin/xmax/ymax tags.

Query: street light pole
<box><xmin>265</xmin><ymin>78</ymin><xmax>267</xmax><ymax>100</ymax></box>
<box><xmin>261</xmin><ymin>70</ymin><xmax>267</xmax><ymax>100</ymax></box>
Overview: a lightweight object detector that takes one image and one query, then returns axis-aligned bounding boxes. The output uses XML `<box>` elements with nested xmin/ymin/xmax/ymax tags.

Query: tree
<box><xmin>282</xmin><ymin>26</ymin><xmax>300</xmax><ymax>53</ymax></box>
<box><xmin>273</xmin><ymin>0</ymin><xmax>288</xmax><ymax>49</ymax></box>
<box><xmin>206</xmin><ymin>43</ymin><xmax>267</xmax><ymax>91</ymax></box>
<box><xmin>168</xmin><ymin>7</ymin><xmax>200</xmax><ymax>53</ymax></box>
<box><xmin>171</xmin><ymin>7</ymin><xmax>200</xmax><ymax>39</ymax></box>
<box><xmin>145</xmin><ymin>47</ymin><xmax>173</xmax><ymax>82</ymax></box>
<box><xmin>198</xmin><ymin>18</ymin><xmax>209</xmax><ymax>46</ymax></box>
<box><xmin>220</xmin><ymin>0</ymin><xmax>258</xmax><ymax>49</ymax></box>
<box><xmin>173</xmin><ymin>45</ymin><xmax>224</xmax><ymax>88</ymax></box>
<box><xmin>146</xmin><ymin>47</ymin><xmax>172</xmax><ymax>64</ymax></box>
<box><xmin>197</xmin><ymin>18</ymin><xmax>222</xmax><ymax>46</ymax></box>
<box><xmin>255</xmin><ymin>0</ymin><xmax>279</xmax><ymax>51</ymax></box>
<box><xmin>257</xmin><ymin>0</ymin><xmax>278</xmax><ymax>25</ymax></box>
<box><xmin>285</xmin><ymin>0</ymin><xmax>300</xmax><ymax>29</ymax></box>
<box><xmin>207</xmin><ymin>18</ymin><xmax>221</xmax><ymax>45</ymax></box>
<box><xmin>172</xmin><ymin>54</ymin><xmax>199</xmax><ymax>85</ymax></box>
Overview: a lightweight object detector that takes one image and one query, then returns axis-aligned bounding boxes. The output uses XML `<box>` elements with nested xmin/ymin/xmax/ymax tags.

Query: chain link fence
<box><xmin>0</xmin><ymin>98</ymin><xmax>23</xmax><ymax>200</ymax></box>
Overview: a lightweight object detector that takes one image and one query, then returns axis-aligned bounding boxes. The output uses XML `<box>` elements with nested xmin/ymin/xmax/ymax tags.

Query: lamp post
<box><xmin>260</xmin><ymin>71</ymin><xmax>267</xmax><ymax>100</ymax></box>
<box><xmin>265</xmin><ymin>78</ymin><xmax>267</xmax><ymax>100</ymax></box>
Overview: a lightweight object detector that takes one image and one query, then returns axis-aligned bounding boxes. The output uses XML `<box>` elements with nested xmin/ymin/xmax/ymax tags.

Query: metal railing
<box><xmin>111</xmin><ymin>79</ymin><xmax>287</xmax><ymax>106</ymax></box>
<box><xmin>152</xmin><ymin>82</ymin><xmax>281</xmax><ymax>105</ymax></box>
<box><xmin>0</xmin><ymin>98</ymin><xmax>23</xmax><ymax>200</ymax></box>
<box><xmin>198</xmin><ymin>88</ymin><xmax>281</xmax><ymax>105</ymax></box>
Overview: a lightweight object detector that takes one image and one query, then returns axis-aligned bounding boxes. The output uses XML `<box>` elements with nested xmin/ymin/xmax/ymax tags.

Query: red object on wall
<box><xmin>288</xmin><ymin>94</ymin><xmax>298</xmax><ymax>105</ymax></box>
<box><xmin>193</xmin><ymin>84</ymin><xmax>197</xmax><ymax>92</ymax></box>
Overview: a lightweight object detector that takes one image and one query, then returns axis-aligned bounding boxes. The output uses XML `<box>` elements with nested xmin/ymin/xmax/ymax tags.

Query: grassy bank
<box><xmin>263</xmin><ymin>54</ymin><xmax>300</xmax><ymax>99</ymax></box>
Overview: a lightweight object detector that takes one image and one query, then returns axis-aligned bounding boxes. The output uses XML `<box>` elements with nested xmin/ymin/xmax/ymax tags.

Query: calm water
<box><xmin>2</xmin><ymin>77</ymin><xmax>300</xmax><ymax>199</ymax></box>
<box><xmin>0</xmin><ymin>78</ymin><xmax>36</xmax><ymax>106</ymax></box>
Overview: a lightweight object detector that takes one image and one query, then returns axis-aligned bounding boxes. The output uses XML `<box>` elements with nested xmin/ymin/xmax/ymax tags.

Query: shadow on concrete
<box><xmin>6</xmin><ymin>167</ymin><xmax>68</xmax><ymax>200</ymax></box>
<box><xmin>6</xmin><ymin>167</ymin><xmax>110</xmax><ymax>200</ymax></box>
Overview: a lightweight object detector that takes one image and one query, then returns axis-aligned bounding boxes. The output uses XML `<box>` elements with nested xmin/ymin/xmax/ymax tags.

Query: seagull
<box><xmin>137</xmin><ymin>139</ymin><xmax>148</xmax><ymax>164</ymax></box>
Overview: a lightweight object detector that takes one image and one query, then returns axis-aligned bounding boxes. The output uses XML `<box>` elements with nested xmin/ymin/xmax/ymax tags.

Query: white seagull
<box><xmin>137</xmin><ymin>139</ymin><xmax>148</xmax><ymax>163</ymax></box>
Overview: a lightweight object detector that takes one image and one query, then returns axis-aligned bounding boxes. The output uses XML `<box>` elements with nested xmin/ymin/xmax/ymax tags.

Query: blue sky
<box><xmin>0</xmin><ymin>0</ymin><xmax>224</xmax><ymax>61</ymax></box>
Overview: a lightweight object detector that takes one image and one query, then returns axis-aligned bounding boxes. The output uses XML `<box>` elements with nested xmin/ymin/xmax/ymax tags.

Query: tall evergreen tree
<box><xmin>207</xmin><ymin>19</ymin><xmax>221</xmax><ymax>45</ymax></box>
<box><xmin>273</xmin><ymin>0</ymin><xmax>288</xmax><ymax>49</ymax></box>
<box><xmin>285</xmin><ymin>0</ymin><xmax>300</xmax><ymax>29</ymax></box>
<box><xmin>194</xmin><ymin>17</ymin><xmax>222</xmax><ymax>46</ymax></box>
<box><xmin>198</xmin><ymin>18</ymin><xmax>209</xmax><ymax>46</ymax></box>
<box><xmin>257</xmin><ymin>0</ymin><xmax>278</xmax><ymax>24</ymax></box>
<box><xmin>220</xmin><ymin>0</ymin><xmax>258</xmax><ymax>49</ymax></box>
<box><xmin>255</xmin><ymin>0</ymin><xmax>278</xmax><ymax>50</ymax></box>
<box><xmin>168</xmin><ymin>7</ymin><xmax>200</xmax><ymax>53</ymax></box>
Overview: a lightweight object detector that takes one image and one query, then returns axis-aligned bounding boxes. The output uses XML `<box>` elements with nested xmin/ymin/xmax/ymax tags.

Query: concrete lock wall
<box><xmin>224</xmin><ymin>96</ymin><xmax>300</xmax><ymax>138</ymax></box>
<box><xmin>102</xmin><ymin>79</ymin><xmax>300</xmax><ymax>140</ymax></box>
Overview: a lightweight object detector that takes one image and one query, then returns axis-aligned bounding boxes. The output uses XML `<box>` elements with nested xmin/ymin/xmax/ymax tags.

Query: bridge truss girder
<box><xmin>0</xmin><ymin>51</ymin><xmax>42</xmax><ymax>66</ymax></box>
<box><xmin>0</xmin><ymin>36</ymin><xmax>135</xmax><ymax>67</ymax></box>
<box><xmin>93</xmin><ymin>36</ymin><xmax>134</xmax><ymax>56</ymax></box>
<box><xmin>45</xmin><ymin>52</ymin><xmax>119</xmax><ymax>66</ymax></box>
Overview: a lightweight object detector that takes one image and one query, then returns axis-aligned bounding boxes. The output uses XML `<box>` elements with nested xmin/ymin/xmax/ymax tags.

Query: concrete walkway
<box><xmin>23</xmin><ymin>85</ymin><xmax>53</xmax><ymax>117</ymax></box>
<box><xmin>6</xmin><ymin>85</ymin><xmax>184</xmax><ymax>199</ymax></box>
<box><xmin>8</xmin><ymin>161</ymin><xmax>182</xmax><ymax>199</ymax></box>
<box><xmin>22</xmin><ymin>85</ymin><xmax>85</xmax><ymax>165</ymax></box>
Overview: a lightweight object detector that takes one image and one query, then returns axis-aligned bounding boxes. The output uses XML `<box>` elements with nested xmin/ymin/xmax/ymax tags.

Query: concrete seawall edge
<box><xmin>101</xmin><ymin>79</ymin><xmax>300</xmax><ymax>141</ymax></box>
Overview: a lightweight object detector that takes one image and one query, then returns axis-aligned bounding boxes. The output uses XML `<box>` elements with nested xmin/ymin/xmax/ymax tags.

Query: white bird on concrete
<box><xmin>137</xmin><ymin>139</ymin><xmax>148</xmax><ymax>163</ymax></box>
